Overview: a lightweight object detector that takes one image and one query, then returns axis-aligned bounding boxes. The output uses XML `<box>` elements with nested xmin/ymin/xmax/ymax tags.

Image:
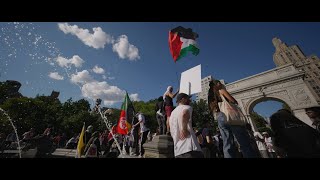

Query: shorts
<box><xmin>165</xmin><ymin>106</ymin><xmax>173</xmax><ymax>117</ymax></box>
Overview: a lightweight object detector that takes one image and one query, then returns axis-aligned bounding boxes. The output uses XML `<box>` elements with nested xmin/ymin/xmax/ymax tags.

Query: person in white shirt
<box><xmin>254</xmin><ymin>131</ymin><xmax>269</xmax><ymax>158</ymax></box>
<box><xmin>133</xmin><ymin>112</ymin><xmax>150</xmax><ymax>157</ymax></box>
<box><xmin>169</xmin><ymin>93</ymin><xmax>203</xmax><ymax>158</ymax></box>
<box><xmin>263</xmin><ymin>132</ymin><xmax>276</xmax><ymax>158</ymax></box>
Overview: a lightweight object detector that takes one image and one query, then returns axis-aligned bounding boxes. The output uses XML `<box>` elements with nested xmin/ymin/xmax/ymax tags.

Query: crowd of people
<box><xmin>163</xmin><ymin>80</ymin><xmax>320</xmax><ymax>158</ymax></box>
<box><xmin>1</xmin><ymin>80</ymin><xmax>320</xmax><ymax>158</ymax></box>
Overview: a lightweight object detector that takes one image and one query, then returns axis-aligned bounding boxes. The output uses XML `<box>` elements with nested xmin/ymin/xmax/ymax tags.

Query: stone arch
<box><xmin>225</xmin><ymin>63</ymin><xmax>320</xmax><ymax>131</ymax></box>
<box><xmin>247</xmin><ymin>96</ymin><xmax>290</xmax><ymax>117</ymax></box>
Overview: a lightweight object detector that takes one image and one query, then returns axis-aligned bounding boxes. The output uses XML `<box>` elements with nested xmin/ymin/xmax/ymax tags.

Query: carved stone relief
<box><xmin>276</xmin><ymin>66</ymin><xmax>292</xmax><ymax>75</ymax></box>
<box><xmin>292</xmin><ymin>89</ymin><xmax>311</xmax><ymax>106</ymax></box>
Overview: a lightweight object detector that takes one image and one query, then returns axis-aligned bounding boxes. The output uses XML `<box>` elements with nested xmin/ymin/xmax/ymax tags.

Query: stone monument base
<box><xmin>143</xmin><ymin>135</ymin><xmax>174</xmax><ymax>158</ymax></box>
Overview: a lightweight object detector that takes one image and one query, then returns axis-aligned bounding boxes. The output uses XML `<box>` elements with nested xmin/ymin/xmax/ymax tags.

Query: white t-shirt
<box><xmin>138</xmin><ymin>113</ymin><xmax>149</xmax><ymax>133</ymax></box>
<box><xmin>264</xmin><ymin>137</ymin><xmax>275</xmax><ymax>152</ymax></box>
<box><xmin>169</xmin><ymin>105</ymin><xmax>202</xmax><ymax>157</ymax></box>
<box><xmin>254</xmin><ymin>132</ymin><xmax>267</xmax><ymax>151</ymax></box>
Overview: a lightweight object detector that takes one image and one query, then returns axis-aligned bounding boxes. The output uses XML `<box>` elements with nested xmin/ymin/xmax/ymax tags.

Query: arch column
<box><xmin>245</xmin><ymin>114</ymin><xmax>258</xmax><ymax>132</ymax></box>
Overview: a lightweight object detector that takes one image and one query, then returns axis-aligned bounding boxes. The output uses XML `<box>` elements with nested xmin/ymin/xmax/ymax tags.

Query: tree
<box><xmin>132</xmin><ymin>99</ymin><xmax>158</xmax><ymax>133</ymax></box>
<box><xmin>250</xmin><ymin>111</ymin><xmax>268</xmax><ymax>132</ymax></box>
<box><xmin>191</xmin><ymin>99</ymin><xmax>216</xmax><ymax>131</ymax></box>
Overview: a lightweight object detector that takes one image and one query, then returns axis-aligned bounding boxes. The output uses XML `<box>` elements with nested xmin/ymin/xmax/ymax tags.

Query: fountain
<box><xmin>96</xmin><ymin>105</ymin><xmax>123</xmax><ymax>154</ymax></box>
<box><xmin>0</xmin><ymin>107</ymin><xmax>22</xmax><ymax>158</ymax></box>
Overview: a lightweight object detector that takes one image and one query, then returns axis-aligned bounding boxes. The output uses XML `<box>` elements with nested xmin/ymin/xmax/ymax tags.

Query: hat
<box><xmin>176</xmin><ymin>93</ymin><xmax>192</xmax><ymax>103</ymax></box>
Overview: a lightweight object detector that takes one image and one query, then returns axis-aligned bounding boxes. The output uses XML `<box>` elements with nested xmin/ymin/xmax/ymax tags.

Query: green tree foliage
<box><xmin>1</xmin><ymin>97</ymin><xmax>48</xmax><ymax>135</ymax></box>
<box><xmin>0</xmin><ymin>96</ymin><xmax>102</xmax><ymax>138</ymax></box>
<box><xmin>132</xmin><ymin>99</ymin><xmax>158</xmax><ymax>133</ymax></box>
<box><xmin>250</xmin><ymin>111</ymin><xmax>268</xmax><ymax>131</ymax></box>
<box><xmin>191</xmin><ymin>99</ymin><xmax>216</xmax><ymax>131</ymax></box>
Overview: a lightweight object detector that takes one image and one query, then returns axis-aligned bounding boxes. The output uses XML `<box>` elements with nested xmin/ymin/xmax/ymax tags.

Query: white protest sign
<box><xmin>179</xmin><ymin>64</ymin><xmax>201</xmax><ymax>95</ymax></box>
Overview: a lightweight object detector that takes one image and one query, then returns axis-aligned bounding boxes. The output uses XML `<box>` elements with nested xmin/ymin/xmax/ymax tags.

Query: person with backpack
<box><xmin>133</xmin><ymin>112</ymin><xmax>150</xmax><ymax>157</ymax></box>
<box><xmin>155</xmin><ymin>96</ymin><xmax>166</xmax><ymax>135</ymax></box>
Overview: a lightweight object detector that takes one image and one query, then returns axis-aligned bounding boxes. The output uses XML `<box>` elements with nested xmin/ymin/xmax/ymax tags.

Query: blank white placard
<box><xmin>179</xmin><ymin>64</ymin><xmax>201</xmax><ymax>95</ymax></box>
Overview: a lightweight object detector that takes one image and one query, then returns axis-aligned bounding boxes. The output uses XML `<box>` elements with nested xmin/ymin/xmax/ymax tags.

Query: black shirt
<box><xmin>165</xmin><ymin>95</ymin><xmax>173</xmax><ymax>106</ymax></box>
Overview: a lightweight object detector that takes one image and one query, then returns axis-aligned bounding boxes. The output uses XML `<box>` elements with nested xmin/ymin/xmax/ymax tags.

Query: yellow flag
<box><xmin>77</xmin><ymin>124</ymin><xmax>85</xmax><ymax>158</ymax></box>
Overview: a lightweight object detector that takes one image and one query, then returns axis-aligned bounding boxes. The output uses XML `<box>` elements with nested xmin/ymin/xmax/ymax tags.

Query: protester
<box><xmin>133</xmin><ymin>112</ymin><xmax>150</xmax><ymax>157</ymax></box>
<box><xmin>155</xmin><ymin>96</ymin><xmax>166</xmax><ymax>135</ymax></box>
<box><xmin>163</xmin><ymin>86</ymin><xmax>179</xmax><ymax>134</ymax></box>
<box><xmin>169</xmin><ymin>93</ymin><xmax>203</xmax><ymax>158</ymax></box>
<box><xmin>211</xmin><ymin>80</ymin><xmax>259</xmax><ymax>158</ymax></box>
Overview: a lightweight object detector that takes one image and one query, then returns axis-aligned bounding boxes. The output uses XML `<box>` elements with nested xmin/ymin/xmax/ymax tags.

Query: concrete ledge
<box><xmin>51</xmin><ymin>148</ymin><xmax>77</xmax><ymax>158</ymax></box>
<box><xmin>143</xmin><ymin>135</ymin><xmax>174</xmax><ymax>158</ymax></box>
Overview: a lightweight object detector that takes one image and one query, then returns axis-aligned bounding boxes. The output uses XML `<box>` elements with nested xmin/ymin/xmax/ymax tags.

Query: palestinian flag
<box><xmin>116</xmin><ymin>92</ymin><xmax>135</xmax><ymax>135</ymax></box>
<box><xmin>169</xmin><ymin>26</ymin><xmax>200</xmax><ymax>62</ymax></box>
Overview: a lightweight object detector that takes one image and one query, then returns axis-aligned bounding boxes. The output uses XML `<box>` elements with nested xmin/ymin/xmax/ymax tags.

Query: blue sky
<box><xmin>1</xmin><ymin>22</ymin><xmax>320</xmax><ymax>118</ymax></box>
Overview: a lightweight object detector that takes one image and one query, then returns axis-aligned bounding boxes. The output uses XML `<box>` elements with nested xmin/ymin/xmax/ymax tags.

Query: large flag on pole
<box><xmin>76</xmin><ymin>123</ymin><xmax>85</xmax><ymax>158</ymax></box>
<box><xmin>169</xmin><ymin>26</ymin><xmax>200</xmax><ymax>62</ymax></box>
<box><xmin>116</xmin><ymin>92</ymin><xmax>134</xmax><ymax>135</ymax></box>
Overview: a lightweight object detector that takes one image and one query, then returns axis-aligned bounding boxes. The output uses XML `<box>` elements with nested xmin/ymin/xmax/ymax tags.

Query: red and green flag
<box><xmin>169</xmin><ymin>26</ymin><xmax>200</xmax><ymax>62</ymax></box>
<box><xmin>116</xmin><ymin>92</ymin><xmax>135</xmax><ymax>135</ymax></box>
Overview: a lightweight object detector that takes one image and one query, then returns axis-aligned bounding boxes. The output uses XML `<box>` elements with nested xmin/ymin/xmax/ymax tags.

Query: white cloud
<box><xmin>79</xmin><ymin>80</ymin><xmax>140</xmax><ymax>106</ymax></box>
<box><xmin>92</xmin><ymin>65</ymin><xmax>105</xmax><ymax>74</ymax></box>
<box><xmin>102</xmin><ymin>75</ymin><xmax>107</xmax><ymax>80</ymax></box>
<box><xmin>81</xmin><ymin>81</ymin><xmax>123</xmax><ymax>105</ymax></box>
<box><xmin>55</xmin><ymin>55</ymin><xmax>84</xmax><ymax>68</ymax></box>
<box><xmin>58</xmin><ymin>23</ymin><xmax>113</xmax><ymax>49</ymax></box>
<box><xmin>108</xmin><ymin>77</ymin><xmax>115</xmax><ymax>80</ymax></box>
<box><xmin>112</xmin><ymin>35</ymin><xmax>140</xmax><ymax>60</ymax></box>
<box><xmin>129</xmin><ymin>93</ymin><xmax>140</xmax><ymax>101</ymax></box>
<box><xmin>48</xmin><ymin>72</ymin><xmax>64</xmax><ymax>80</ymax></box>
<box><xmin>70</xmin><ymin>70</ymin><xmax>94</xmax><ymax>85</ymax></box>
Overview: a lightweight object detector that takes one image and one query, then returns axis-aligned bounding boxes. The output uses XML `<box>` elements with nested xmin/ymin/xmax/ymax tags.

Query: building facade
<box><xmin>195</xmin><ymin>75</ymin><xmax>213</xmax><ymax>103</ymax></box>
<box><xmin>273</xmin><ymin>37</ymin><xmax>320</xmax><ymax>103</ymax></box>
<box><xmin>196</xmin><ymin>76</ymin><xmax>226</xmax><ymax>103</ymax></box>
